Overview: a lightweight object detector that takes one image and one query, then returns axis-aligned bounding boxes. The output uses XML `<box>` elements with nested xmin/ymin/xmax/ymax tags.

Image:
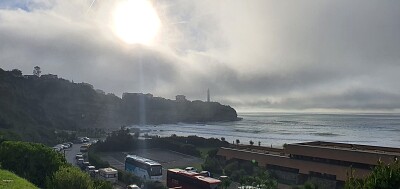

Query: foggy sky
<box><xmin>1</xmin><ymin>0</ymin><xmax>400</xmax><ymax>112</ymax></box>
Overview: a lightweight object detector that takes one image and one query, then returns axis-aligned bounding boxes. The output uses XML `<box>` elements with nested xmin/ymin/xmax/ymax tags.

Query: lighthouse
<box><xmin>207</xmin><ymin>89</ymin><xmax>210</xmax><ymax>102</ymax></box>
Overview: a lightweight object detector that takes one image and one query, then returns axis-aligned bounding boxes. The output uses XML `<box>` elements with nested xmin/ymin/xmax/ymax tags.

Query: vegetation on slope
<box><xmin>0</xmin><ymin>141</ymin><xmax>66</xmax><ymax>187</ymax></box>
<box><xmin>0</xmin><ymin>140</ymin><xmax>112</xmax><ymax>189</ymax></box>
<box><xmin>345</xmin><ymin>159</ymin><xmax>400</xmax><ymax>189</ymax></box>
<box><xmin>0</xmin><ymin>68</ymin><xmax>238</xmax><ymax>144</ymax></box>
<box><xmin>0</xmin><ymin>169</ymin><xmax>38</xmax><ymax>189</ymax></box>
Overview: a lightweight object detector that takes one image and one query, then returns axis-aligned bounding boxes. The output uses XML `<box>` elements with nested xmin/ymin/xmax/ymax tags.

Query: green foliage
<box><xmin>345</xmin><ymin>160</ymin><xmax>400</xmax><ymax>189</ymax></box>
<box><xmin>46</xmin><ymin>166</ymin><xmax>94</xmax><ymax>189</ymax></box>
<box><xmin>145</xmin><ymin>135</ymin><xmax>228</xmax><ymax>157</ymax></box>
<box><xmin>293</xmin><ymin>181</ymin><xmax>317</xmax><ymax>189</ymax></box>
<box><xmin>93</xmin><ymin>179</ymin><xmax>113</xmax><ymax>189</ymax></box>
<box><xmin>0</xmin><ymin>141</ymin><xmax>66</xmax><ymax>188</ymax></box>
<box><xmin>0</xmin><ymin>169</ymin><xmax>38</xmax><ymax>189</ymax></box>
<box><xmin>0</xmin><ymin>69</ymin><xmax>238</xmax><ymax>144</ymax></box>
<box><xmin>219</xmin><ymin>177</ymin><xmax>232</xmax><ymax>189</ymax></box>
<box><xmin>208</xmin><ymin>148</ymin><xmax>219</xmax><ymax>158</ymax></box>
<box><xmin>55</xmin><ymin>131</ymin><xmax>76</xmax><ymax>144</ymax></box>
<box><xmin>240</xmin><ymin>171</ymin><xmax>278</xmax><ymax>189</ymax></box>
<box><xmin>225</xmin><ymin>161</ymin><xmax>240</xmax><ymax>176</ymax></box>
<box><xmin>118</xmin><ymin>170</ymin><xmax>143</xmax><ymax>186</ymax></box>
<box><xmin>96</xmin><ymin>128</ymin><xmax>136</xmax><ymax>152</ymax></box>
<box><xmin>202</xmin><ymin>156</ymin><xmax>224</xmax><ymax>174</ymax></box>
<box><xmin>87</xmin><ymin>146</ymin><xmax>110</xmax><ymax>168</ymax></box>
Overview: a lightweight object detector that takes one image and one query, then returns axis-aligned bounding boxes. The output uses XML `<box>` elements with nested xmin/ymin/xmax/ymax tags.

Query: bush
<box><xmin>93</xmin><ymin>179</ymin><xmax>113</xmax><ymax>189</ymax></box>
<box><xmin>202</xmin><ymin>157</ymin><xmax>223</xmax><ymax>174</ymax></box>
<box><xmin>345</xmin><ymin>160</ymin><xmax>400</xmax><ymax>189</ymax></box>
<box><xmin>96</xmin><ymin>128</ymin><xmax>136</xmax><ymax>152</ymax></box>
<box><xmin>46</xmin><ymin>166</ymin><xmax>94</xmax><ymax>189</ymax></box>
<box><xmin>88</xmin><ymin>147</ymin><xmax>110</xmax><ymax>168</ymax></box>
<box><xmin>118</xmin><ymin>170</ymin><xmax>143</xmax><ymax>186</ymax></box>
<box><xmin>0</xmin><ymin>141</ymin><xmax>66</xmax><ymax>187</ymax></box>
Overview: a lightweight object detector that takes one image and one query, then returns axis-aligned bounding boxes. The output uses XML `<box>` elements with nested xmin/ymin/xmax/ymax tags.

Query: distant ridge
<box><xmin>0</xmin><ymin>68</ymin><xmax>239</xmax><ymax>144</ymax></box>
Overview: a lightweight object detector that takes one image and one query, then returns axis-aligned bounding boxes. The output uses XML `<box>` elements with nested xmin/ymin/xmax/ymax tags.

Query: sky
<box><xmin>1</xmin><ymin>0</ymin><xmax>400</xmax><ymax>112</ymax></box>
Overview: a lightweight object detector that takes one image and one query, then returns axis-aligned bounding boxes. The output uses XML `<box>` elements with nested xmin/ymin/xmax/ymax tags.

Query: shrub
<box><xmin>345</xmin><ymin>160</ymin><xmax>400</xmax><ymax>189</ymax></box>
<box><xmin>0</xmin><ymin>141</ymin><xmax>66</xmax><ymax>187</ymax></box>
<box><xmin>46</xmin><ymin>166</ymin><xmax>93</xmax><ymax>189</ymax></box>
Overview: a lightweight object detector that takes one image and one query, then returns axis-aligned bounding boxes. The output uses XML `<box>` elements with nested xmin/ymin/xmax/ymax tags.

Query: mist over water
<box><xmin>130</xmin><ymin>113</ymin><xmax>400</xmax><ymax>148</ymax></box>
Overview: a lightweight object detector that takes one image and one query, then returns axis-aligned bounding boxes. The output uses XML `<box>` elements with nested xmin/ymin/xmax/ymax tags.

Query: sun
<box><xmin>112</xmin><ymin>0</ymin><xmax>161</xmax><ymax>45</ymax></box>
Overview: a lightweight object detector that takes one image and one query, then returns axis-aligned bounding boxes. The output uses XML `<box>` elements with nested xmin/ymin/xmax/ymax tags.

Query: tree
<box><xmin>219</xmin><ymin>177</ymin><xmax>232</xmax><ymax>189</ymax></box>
<box><xmin>46</xmin><ymin>166</ymin><xmax>94</xmax><ymax>189</ymax></box>
<box><xmin>250</xmin><ymin>140</ymin><xmax>254</xmax><ymax>145</ymax></box>
<box><xmin>240</xmin><ymin>171</ymin><xmax>277</xmax><ymax>189</ymax></box>
<box><xmin>258</xmin><ymin>141</ymin><xmax>261</xmax><ymax>146</ymax></box>
<box><xmin>11</xmin><ymin>69</ymin><xmax>22</xmax><ymax>76</ymax></box>
<box><xmin>0</xmin><ymin>141</ymin><xmax>66</xmax><ymax>187</ymax></box>
<box><xmin>345</xmin><ymin>159</ymin><xmax>400</xmax><ymax>189</ymax></box>
<box><xmin>236</xmin><ymin>139</ymin><xmax>240</xmax><ymax>145</ymax></box>
<box><xmin>93</xmin><ymin>180</ymin><xmax>113</xmax><ymax>189</ymax></box>
<box><xmin>96</xmin><ymin>128</ymin><xmax>136</xmax><ymax>151</ymax></box>
<box><xmin>33</xmin><ymin>66</ymin><xmax>41</xmax><ymax>77</ymax></box>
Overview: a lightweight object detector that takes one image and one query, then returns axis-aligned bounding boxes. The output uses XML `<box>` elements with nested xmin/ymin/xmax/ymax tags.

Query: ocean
<box><xmin>130</xmin><ymin>113</ymin><xmax>400</xmax><ymax>148</ymax></box>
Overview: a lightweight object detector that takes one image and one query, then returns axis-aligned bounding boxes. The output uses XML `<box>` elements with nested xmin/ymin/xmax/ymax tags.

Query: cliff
<box><xmin>0</xmin><ymin>68</ymin><xmax>239</xmax><ymax>143</ymax></box>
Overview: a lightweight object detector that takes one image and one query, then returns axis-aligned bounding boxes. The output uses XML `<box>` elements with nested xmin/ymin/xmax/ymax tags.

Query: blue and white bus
<box><xmin>125</xmin><ymin>155</ymin><xmax>163</xmax><ymax>181</ymax></box>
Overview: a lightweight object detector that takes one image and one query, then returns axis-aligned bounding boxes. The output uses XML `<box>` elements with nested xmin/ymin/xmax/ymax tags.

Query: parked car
<box><xmin>127</xmin><ymin>184</ymin><xmax>141</xmax><ymax>189</ymax></box>
<box><xmin>56</xmin><ymin>144</ymin><xmax>68</xmax><ymax>150</ymax></box>
<box><xmin>185</xmin><ymin>167</ymin><xmax>197</xmax><ymax>172</ymax></box>
<box><xmin>199</xmin><ymin>171</ymin><xmax>211</xmax><ymax>177</ymax></box>
<box><xmin>86</xmin><ymin>165</ymin><xmax>96</xmax><ymax>177</ymax></box>
<box><xmin>82</xmin><ymin>137</ymin><xmax>90</xmax><ymax>142</ymax></box>
<box><xmin>75</xmin><ymin>154</ymin><xmax>83</xmax><ymax>160</ymax></box>
<box><xmin>52</xmin><ymin>146</ymin><xmax>61</xmax><ymax>152</ymax></box>
<box><xmin>77</xmin><ymin>158</ymin><xmax>84</xmax><ymax>165</ymax></box>
<box><xmin>80</xmin><ymin>161</ymin><xmax>90</xmax><ymax>170</ymax></box>
<box><xmin>62</xmin><ymin>143</ymin><xmax>71</xmax><ymax>148</ymax></box>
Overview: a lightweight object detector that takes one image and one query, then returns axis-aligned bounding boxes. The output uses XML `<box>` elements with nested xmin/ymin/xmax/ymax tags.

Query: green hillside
<box><xmin>0</xmin><ymin>68</ymin><xmax>239</xmax><ymax>144</ymax></box>
<box><xmin>0</xmin><ymin>169</ymin><xmax>38</xmax><ymax>189</ymax></box>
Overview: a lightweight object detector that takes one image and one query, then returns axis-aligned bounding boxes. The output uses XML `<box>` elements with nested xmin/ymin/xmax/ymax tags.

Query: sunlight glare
<box><xmin>112</xmin><ymin>0</ymin><xmax>161</xmax><ymax>45</ymax></box>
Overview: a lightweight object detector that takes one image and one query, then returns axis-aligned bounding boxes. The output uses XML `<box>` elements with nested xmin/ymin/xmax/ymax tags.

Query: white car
<box><xmin>126</xmin><ymin>184</ymin><xmax>141</xmax><ymax>189</ymax></box>
<box><xmin>185</xmin><ymin>167</ymin><xmax>197</xmax><ymax>172</ymax></box>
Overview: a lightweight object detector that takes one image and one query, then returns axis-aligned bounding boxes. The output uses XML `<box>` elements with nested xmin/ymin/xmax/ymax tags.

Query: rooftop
<box><xmin>126</xmin><ymin>155</ymin><xmax>161</xmax><ymax>166</ymax></box>
<box><xmin>99</xmin><ymin>167</ymin><xmax>118</xmax><ymax>173</ymax></box>
<box><xmin>293</xmin><ymin>141</ymin><xmax>400</xmax><ymax>156</ymax></box>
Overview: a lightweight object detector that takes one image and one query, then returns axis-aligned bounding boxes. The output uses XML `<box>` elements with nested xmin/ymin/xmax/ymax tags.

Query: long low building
<box><xmin>217</xmin><ymin>141</ymin><xmax>400</xmax><ymax>189</ymax></box>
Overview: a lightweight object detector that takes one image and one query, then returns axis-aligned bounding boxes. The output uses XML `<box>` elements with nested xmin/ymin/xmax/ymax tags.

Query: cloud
<box><xmin>1</xmin><ymin>0</ymin><xmax>400</xmax><ymax>111</ymax></box>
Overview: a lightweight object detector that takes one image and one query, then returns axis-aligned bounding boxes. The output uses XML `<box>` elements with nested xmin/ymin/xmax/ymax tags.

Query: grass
<box><xmin>0</xmin><ymin>169</ymin><xmax>38</xmax><ymax>189</ymax></box>
<box><xmin>197</xmin><ymin>147</ymin><xmax>216</xmax><ymax>159</ymax></box>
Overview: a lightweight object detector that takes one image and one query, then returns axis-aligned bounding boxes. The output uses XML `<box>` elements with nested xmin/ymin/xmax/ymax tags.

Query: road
<box><xmin>64</xmin><ymin>143</ymin><xmax>82</xmax><ymax>166</ymax></box>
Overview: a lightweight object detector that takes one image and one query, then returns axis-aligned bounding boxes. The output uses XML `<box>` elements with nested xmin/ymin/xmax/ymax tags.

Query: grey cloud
<box><xmin>1</xmin><ymin>0</ymin><xmax>400</xmax><ymax>111</ymax></box>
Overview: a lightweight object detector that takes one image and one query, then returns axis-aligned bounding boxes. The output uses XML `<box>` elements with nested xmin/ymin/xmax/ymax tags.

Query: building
<box><xmin>23</xmin><ymin>75</ymin><xmax>39</xmax><ymax>79</ymax></box>
<box><xmin>217</xmin><ymin>141</ymin><xmax>400</xmax><ymax>189</ymax></box>
<box><xmin>175</xmin><ymin>95</ymin><xmax>187</xmax><ymax>102</ymax></box>
<box><xmin>40</xmin><ymin>74</ymin><xmax>58</xmax><ymax>79</ymax></box>
<box><xmin>122</xmin><ymin>93</ymin><xmax>153</xmax><ymax>100</ymax></box>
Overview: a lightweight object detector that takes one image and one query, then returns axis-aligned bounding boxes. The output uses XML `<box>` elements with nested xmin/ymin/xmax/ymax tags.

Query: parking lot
<box><xmin>100</xmin><ymin>148</ymin><xmax>203</xmax><ymax>180</ymax></box>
